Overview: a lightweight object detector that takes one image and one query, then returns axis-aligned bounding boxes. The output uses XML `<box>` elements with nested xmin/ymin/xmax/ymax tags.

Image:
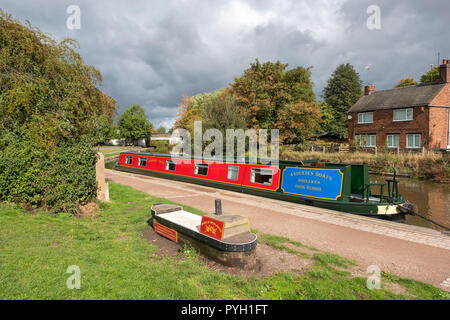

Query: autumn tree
<box><xmin>230</xmin><ymin>59</ymin><xmax>320</xmax><ymax>143</ymax></box>
<box><xmin>394</xmin><ymin>77</ymin><xmax>417</xmax><ymax>88</ymax></box>
<box><xmin>322</xmin><ymin>63</ymin><xmax>362</xmax><ymax>138</ymax></box>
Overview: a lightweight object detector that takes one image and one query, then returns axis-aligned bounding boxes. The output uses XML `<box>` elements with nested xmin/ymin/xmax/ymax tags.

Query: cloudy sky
<box><xmin>2</xmin><ymin>0</ymin><xmax>449</xmax><ymax>128</ymax></box>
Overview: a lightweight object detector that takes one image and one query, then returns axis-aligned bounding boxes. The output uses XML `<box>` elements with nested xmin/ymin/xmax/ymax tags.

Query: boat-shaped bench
<box><xmin>149</xmin><ymin>202</ymin><xmax>257</xmax><ymax>267</ymax></box>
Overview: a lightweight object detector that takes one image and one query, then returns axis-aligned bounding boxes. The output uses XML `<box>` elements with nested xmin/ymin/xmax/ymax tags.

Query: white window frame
<box><xmin>355</xmin><ymin>134</ymin><xmax>376</xmax><ymax>147</ymax></box>
<box><xmin>138</xmin><ymin>157</ymin><xmax>147</xmax><ymax>167</ymax></box>
<box><xmin>227</xmin><ymin>166</ymin><xmax>239</xmax><ymax>181</ymax></box>
<box><xmin>357</xmin><ymin>112</ymin><xmax>374</xmax><ymax>124</ymax></box>
<box><xmin>165</xmin><ymin>160</ymin><xmax>176</xmax><ymax>171</ymax></box>
<box><xmin>250</xmin><ymin>168</ymin><xmax>273</xmax><ymax>186</ymax></box>
<box><xmin>387</xmin><ymin>134</ymin><xmax>399</xmax><ymax>148</ymax></box>
<box><xmin>406</xmin><ymin>134</ymin><xmax>421</xmax><ymax>148</ymax></box>
<box><xmin>393</xmin><ymin>108</ymin><xmax>413</xmax><ymax>122</ymax></box>
<box><xmin>194</xmin><ymin>163</ymin><xmax>209</xmax><ymax>176</ymax></box>
<box><xmin>125</xmin><ymin>156</ymin><xmax>133</xmax><ymax>165</ymax></box>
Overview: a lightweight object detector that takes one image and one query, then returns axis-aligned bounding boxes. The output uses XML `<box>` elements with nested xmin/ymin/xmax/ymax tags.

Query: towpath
<box><xmin>105</xmin><ymin>169</ymin><xmax>450</xmax><ymax>291</ymax></box>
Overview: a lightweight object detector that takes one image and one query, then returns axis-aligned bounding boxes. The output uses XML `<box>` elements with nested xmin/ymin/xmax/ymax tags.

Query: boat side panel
<box><xmin>119</xmin><ymin>153</ymin><xmax>281</xmax><ymax>191</ymax></box>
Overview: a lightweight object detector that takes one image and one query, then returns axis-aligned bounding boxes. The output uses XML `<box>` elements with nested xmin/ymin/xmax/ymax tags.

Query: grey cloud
<box><xmin>1</xmin><ymin>0</ymin><xmax>448</xmax><ymax>127</ymax></box>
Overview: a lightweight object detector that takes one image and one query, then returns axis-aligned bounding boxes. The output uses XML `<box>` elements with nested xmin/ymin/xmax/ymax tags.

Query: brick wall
<box><xmin>429</xmin><ymin>107</ymin><xmax>449</xmax><ymax>149</ymax></box>
<box><xmin>348</xmin><ymin>106</ymin><xmax>430</xmax><ymax>149</ymax></box>
<box><xmin>348</xmin><ymin>83</ymin><xmax>450</xmax><ymax>150</ymax></box>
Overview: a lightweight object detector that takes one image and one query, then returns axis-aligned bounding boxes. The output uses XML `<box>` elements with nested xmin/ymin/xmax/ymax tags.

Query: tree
<box><xmin>156</xmin><ymin>126</ymin><xmax>167</xmax><ymax>134</ymax></box>
<box><xmin>230</xmin><ymin>59</ymin><xmax>320</xmax><ymax>143</ymax></box>
<box><xmin>203</xmin><ymin>90</ymin><xmax>249</xmax><ymax>133</ymax></box>
<box><xmin>118</xmin><ymin>104</ymin><xmax>153</xmax><ymax>143</ymax></box>
<box><xmin>276</xmin><ymin>101</ymin><xmax>321</xmax><ymax>143</ymax></box>
<box><xmin>0</xmin><ymin>11</ymin><xmax>117</xmax><ymax>213</ymax></box>
<box><xmin>318</xmin><ymin>101</ymin><xmax>335</xmax><ymax>133</ymax></box>
<box><xmin>420</xmin><ymin>67</ymin><xmax>440</xmax><ymax>84</ymax></box>
<box><xmin>322</xmin><ymin>63</ymin><xmax>362</xmax><ymax>138</ymax></box>
<box><xmin>0</xmin><ymin>10</ymin><xmax>118</xmax><ymax>151</ymax></box>
<box><xmin>394</xmin><ymin>77</ymin><xmax>417</xmax><ymax>88</ymax></box>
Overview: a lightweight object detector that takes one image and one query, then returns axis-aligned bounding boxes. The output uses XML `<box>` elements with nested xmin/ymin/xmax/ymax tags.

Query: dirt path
<box><xmin>106</xmin><ymin>169</ymin><xmax>450</xmax><ymax>291</ymax></box>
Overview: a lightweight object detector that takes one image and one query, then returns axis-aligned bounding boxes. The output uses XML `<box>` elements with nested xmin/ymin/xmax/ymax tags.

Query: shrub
<box><xmin>0</xmin><ymin>134</ymin><xmax>97</xmax><ymax>214</ymax></box>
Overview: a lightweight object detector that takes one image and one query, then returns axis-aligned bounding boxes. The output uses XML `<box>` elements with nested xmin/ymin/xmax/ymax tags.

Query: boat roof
<box><xmin>119</xmin><ymin>151</ymin><xmax>366</xmax><ymax>168</ymax></box>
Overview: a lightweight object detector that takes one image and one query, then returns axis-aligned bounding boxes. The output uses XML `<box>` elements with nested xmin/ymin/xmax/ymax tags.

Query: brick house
<box><xmin>348</xmin><ymin>60</ymin><xmax>450</xmax><ymax>151</ymax></box>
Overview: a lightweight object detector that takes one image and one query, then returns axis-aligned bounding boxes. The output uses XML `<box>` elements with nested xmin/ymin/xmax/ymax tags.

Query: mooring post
<box><xmin>215</xmin><ymin>199</ymin><xmax>222</xmax><ymax>215</ymax></box>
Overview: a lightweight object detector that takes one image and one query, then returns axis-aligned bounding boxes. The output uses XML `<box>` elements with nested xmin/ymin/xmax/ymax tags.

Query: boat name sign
<box><xmin>281</xmin><ymin>167</ymin><xmax>343</xmax><ymax>200</ymax></box>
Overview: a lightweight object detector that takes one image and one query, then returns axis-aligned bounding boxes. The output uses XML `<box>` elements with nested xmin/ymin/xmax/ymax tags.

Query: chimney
<box><xmin>364</xmin><ymin>85</ymin><xmax>376</xmax><ymax>95</ymax></box>
<box><xmin>440</xmin><ymin>59</ymin><xmax>450</xmax><ymax>83</ymax></box>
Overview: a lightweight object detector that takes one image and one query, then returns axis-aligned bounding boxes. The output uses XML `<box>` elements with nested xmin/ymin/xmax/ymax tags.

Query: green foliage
<box><xmin>322</xmin><ymin>63</ymin><xmax>363</xmax><ymax>138</ymax></box>
<box><xmin>318</xmin><ymin>101</ymin><xmax>335</xmax><ymax>133</ymax></box>
<box><xmin>0</xmin><ymin>134</ymin><xmax>97</xmax><ymax>214</ymax></box>
<box><xmin>156</xmin><ymin>126</ymin><xmax>167</xmax><ymax>134</ymax></box>
<box><xmin>0</xmin><ymin>10</ymin><xmax>118</xmax><ymax>151</ymax></box>
<box><xmin>230</xmin><ymin>59</ymin><xmax>320</xmax><ymax>143</ymax></box>
<box><xmin>118</xmin><ymin>104</ymin><xmax>153</xmax><ymax>142</ymax></box>
<box><xmin>394</xmin><ymin>77</ymin><xmax>417</xmax><ymax>88</ymax></box>
<box><xmin>202</xmin><ymin>91</ymin><xmax>249</xmax><ymax>133</ymax></box>
<box><xmin>152</xmin><ymin>140</ymin><xmax>172</xmax><ymax>153</ymax></box>
<box><xmin>420</xmin><ymin>67</ymin><xmax>440</xmax><ymax>83</ymax></box>
<box><xmin>0</xmin><ymin>11</ymin><xmax>117</xmax><ymax>213</ymax></box>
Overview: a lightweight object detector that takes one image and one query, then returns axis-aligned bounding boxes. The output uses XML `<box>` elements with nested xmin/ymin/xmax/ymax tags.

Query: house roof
<box><xmin>349</xmin><ymin>83</ymin><xmax>447</xmax><ymax>113</ymax></box>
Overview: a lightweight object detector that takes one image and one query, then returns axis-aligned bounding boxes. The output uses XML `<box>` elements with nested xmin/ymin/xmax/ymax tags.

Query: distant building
<box><xmin>348</xmin><ymin>60</ymin><xmax>450</xmax><ymax>151</ymax></box>
<box><xmin>151</xmin><ymin>134</ymin><xmax>182</xmax><ymax>145</ymax></box>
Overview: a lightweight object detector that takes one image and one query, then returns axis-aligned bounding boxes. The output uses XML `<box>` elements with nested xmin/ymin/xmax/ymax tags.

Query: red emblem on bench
<box><xmin>200</xmin><ymin>216</ymin><xmax>224</xmax><ymax>240</ymax></box>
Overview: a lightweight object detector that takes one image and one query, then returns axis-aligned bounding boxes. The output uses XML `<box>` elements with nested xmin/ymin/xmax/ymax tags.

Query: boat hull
<box><xmin>116</xmin><ymin>163</ymin><xmax>406</xmax><ymax>219</ymax></box>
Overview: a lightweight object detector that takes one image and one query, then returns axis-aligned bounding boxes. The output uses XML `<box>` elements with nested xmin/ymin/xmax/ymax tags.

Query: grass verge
<box><xmin>0</xmin><ymin>182</ymin><xmax>448</xmax><ymax>299</ymax></box>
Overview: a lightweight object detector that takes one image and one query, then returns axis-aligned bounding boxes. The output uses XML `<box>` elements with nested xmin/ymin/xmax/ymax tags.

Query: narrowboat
<box><xmin>114</xmin><ymin>152</ymin><xmax>417</xmax><ymax>221</ymax></box>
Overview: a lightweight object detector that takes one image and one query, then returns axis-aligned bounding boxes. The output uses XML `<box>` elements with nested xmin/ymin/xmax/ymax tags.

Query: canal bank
<box><xmin>105</xmin><ymin>169</ymin><xmax>450</xmax><ymax>291</ymax></box>
<box><xmin>105</xmin><ymin>159</ymin><xmax>450</xmax><ymax>232</ymax></box>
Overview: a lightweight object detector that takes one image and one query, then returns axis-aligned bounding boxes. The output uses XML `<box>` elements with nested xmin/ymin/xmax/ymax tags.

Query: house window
<box><xmin>227</xmin><ymin>166</ymin><xmax>239</xmax><ymax>181</ymax></box>
<box><xmin>125</xmin><ymin>156</ymin><xmax>133</xmax><ymax>165</ymax></box>
<box><xmin>406</xmin><ymin>134</ymin><xmax>421</xmax><ymax>148</ymax></box>
<box><xmin>165</xmin><ymin>160</ymin><xmax>176</xmax><ymax>171</ymax></box>
<box><xmin>138</xmin><ymin>157</ymin><xmax>147</xmax><ymax>167</ymax></box>
<box><xmin>357</xmin><ymin>112</ymin><xmax>373</xmax><ymax>124</ymax></box>
<box><xmin>250</xmin><ymin>168</ymin><xmax>273</xmax><ymax>186</ymax></box>
<box><xmin>393</xmin><ymin>108</ymin><xmax>413</xmax><ymax>122</ymax></box>
<box><xmin>387</xmin><ymin>134</ymin><xmax>400</xmax><ymax>148</ymax></box>
<box><xmin>355</xmin><ymin>134</ymin><xmax>376</xmax><ymax>147</ymax></box>
<box><xmin>194</xmin><ymin>163</ymin><xmax>209</xmax><ymax>176</ymax></box>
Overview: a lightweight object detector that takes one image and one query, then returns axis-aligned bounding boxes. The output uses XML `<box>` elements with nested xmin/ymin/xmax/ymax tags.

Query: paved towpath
<box><xmin>106</xmin><ymin>169</ymin><xmax>450</xmax><ymax>291</ymax></box>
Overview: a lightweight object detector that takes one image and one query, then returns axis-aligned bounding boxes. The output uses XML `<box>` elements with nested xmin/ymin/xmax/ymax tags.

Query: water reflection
<box><xmin>372</xmin><ymin>175</ymin><xmax>450</xmax><ymax>231</ymax></box>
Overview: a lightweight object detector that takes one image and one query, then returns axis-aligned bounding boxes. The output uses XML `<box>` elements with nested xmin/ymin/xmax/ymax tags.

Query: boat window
<box><xmin>250</xmin><ymin>168</ymin><xmax>273</xmax><ymax>185</ymax></box>
<box><xmin>227</xmin><ymin>166</ymin><xmax>239</xmax><ymax>181</ymax></box>
<box><xmin>125</xmin><ymin>156</ymin><xmax>133</xmax><ymax>165</ymax></box>
<box><xmin>194</xmin><ymin>163</ymin><xmax>209</xmax><ymax>176</ymax></box>
<box><xmin>138</xmin><ymin>157</ymin><xmax>147</xmax><ymax>167</ymax></box>
<box><xmin>165</xmin><ymin>160</ymin><xmax>177</xmax><ymax>171</ymax></box>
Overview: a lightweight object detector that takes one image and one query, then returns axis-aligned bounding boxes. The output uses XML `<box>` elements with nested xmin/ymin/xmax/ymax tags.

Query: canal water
<box><xmin>105</xmin><ymin>160</ymin><xmax>449</xmax><ymax>232</ymax></box>
<box><xmin>371</xmin><ymin>175</ymin><xmax>450</xmax><ymax>232</ymax></box>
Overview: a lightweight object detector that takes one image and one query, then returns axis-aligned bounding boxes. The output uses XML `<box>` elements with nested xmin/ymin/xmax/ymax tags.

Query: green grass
<box><xmin>0</xmin><ymin>182</ymin><xmax>448</xmax><ymax>300</ymax></box>
<box><xmin>258</xmin><ymin>234</ymin><xmax>318</xmax><ymax>258</ymax></box>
